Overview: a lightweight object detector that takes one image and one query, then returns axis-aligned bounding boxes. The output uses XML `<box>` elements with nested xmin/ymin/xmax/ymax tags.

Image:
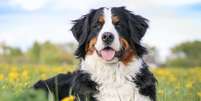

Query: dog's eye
<box><xmin>93</xmin><ymin>22</ymin><xmax>102</xmax><ymax>29</ymax></box>
<box><xmin>114</xmin><ymin>22</ymin><xmax>121</xmax><ymax>27</ymax></box>
<box><xmin>113</xmin><ymin>20</ymin><xmax>120</xmax><ymax>26</ymax></box>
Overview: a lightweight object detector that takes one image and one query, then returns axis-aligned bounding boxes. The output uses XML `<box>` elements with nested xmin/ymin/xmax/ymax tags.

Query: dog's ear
<box><xmin>123</xmin><ymin>8</ymin><xmax>149</xmax><ymax>57</ymax></box>
<box><xmin>126</xmin><ymin>11</ymin><xmax>149</xmax><ymax>44</ymax></box>
<box><xmin>71</xmin><ymin>15</ymin><xmax>90</xmax><ymax>44</ymax></box>
<box><xmin>71</xmin><ymin>10</ymin><xmax>97</xmax><ymax>58</ymax></box>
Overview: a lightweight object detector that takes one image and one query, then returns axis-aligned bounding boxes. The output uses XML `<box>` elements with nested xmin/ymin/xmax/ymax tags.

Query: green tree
<box><xmin>9</xmin><ymin>47</ymin><xmax>23</xmax><ymax>57</ymax></box>
<box><xmin>27</xmin><ymin>42</ymin><xmax>41</xmax><ymax>64</ymax></box>
<box><xmin>166</xmin><ymin>40</ymin><xmax>201</xmax><ymax>67</ymax></box>
<box><xmin>40</xmin><ymin>41</ymin><xmax>60</xmax><ymax>64</ymax></box>
<box><xmin>2</xmin><ymin>46</ymin><xmax>24</xmax><ymax>63</ymax></box>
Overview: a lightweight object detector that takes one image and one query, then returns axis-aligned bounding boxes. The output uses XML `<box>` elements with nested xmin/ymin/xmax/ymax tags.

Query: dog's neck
<box><xmin>80</xmin><ymin>53</ymin><xmax>143</xmax><ymax>82</ymax></box>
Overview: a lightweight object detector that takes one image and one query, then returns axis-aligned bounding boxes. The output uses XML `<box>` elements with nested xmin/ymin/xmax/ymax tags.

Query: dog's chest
<box><xmin>89</xmin><ymin>66</ymin><xmax>136</xmax><ymax>101</ymax></box>
<box><xmin>95</xmin><ymin>77</ymin><xmax>135</xmax><ymax>101</ymax></box>
<box><xmin>82</xmin><ymin>56</ymin><xmax>143</xmax><ymax>101</ymax></box>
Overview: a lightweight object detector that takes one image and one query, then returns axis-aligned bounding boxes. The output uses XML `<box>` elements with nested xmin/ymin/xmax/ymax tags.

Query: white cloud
<box><xmin>0</xmin><ymin>14</ymin><xmax>75</xmax><ymax>51</ymax></box>
<box><xmin>143</xmin><ymin>12</ymin><xmax>201</xmax><ymax>61</ymax></box>
<box><xmin>1</xmin><ymin>0</ymin><xmax>201</xmax><ymax>60</ymax></box>
<box><xmin>8</xmin><ymin>0</ymin><xmax>49</xmax><ymax>11</ymax></box>
<box><xmin>5</xmin><ymin>0</ymin><xmax>201</xmax><ymax>12</ymax></box>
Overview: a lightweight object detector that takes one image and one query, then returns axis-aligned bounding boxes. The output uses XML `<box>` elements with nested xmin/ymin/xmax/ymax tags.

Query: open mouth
<box><xmin>97</xmin><ymin>47</ymin><xmax>116</xmax><ymax>61</ymax></box>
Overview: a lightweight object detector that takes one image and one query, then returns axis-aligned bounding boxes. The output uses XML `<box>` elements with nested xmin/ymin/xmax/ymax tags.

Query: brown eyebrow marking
<box><xmin>112</xmin><ymin>16</ymin><xmax>120</xmax><ymax>24</ymax></box>
<box><xmin>98</xmin><ymin>15</ymin><xmax>105</xmax><ymax>24</ymax></box>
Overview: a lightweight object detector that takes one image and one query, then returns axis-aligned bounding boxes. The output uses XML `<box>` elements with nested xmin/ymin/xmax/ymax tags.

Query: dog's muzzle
<box><xmin>96</xmin><ymin>46</ymin><xmax>124</xmax><ymax>61</ymax></box>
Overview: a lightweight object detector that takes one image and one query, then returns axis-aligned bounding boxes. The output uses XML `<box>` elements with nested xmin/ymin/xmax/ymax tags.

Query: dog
<box><xmin>34</xmin><ymin>6</ymin><xmax>156</xmax><ymax>101</ymax></box>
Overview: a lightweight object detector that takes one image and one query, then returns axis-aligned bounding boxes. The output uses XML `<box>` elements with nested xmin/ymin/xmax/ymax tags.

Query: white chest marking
<box><xmin>81</xmin><ymin>52</ymin><xmax>144</xmax><ymax>101</ymax></box>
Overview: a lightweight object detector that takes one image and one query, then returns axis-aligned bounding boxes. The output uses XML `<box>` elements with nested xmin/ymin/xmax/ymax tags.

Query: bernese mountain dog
<box><xmin>34</xmin><ymin>7</ymin><xmax>157</xmax><ymax>101</ymax></box>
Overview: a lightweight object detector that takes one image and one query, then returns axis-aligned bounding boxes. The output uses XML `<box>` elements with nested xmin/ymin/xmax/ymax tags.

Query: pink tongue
<box><xmin>100</xmin><ymin>49</ymin><xmax>115</xmax><ymax>61</ymax></box>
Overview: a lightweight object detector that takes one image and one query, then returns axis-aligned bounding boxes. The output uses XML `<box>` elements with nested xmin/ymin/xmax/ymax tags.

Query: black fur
<box><xmin>33</xmin><ymin>6</ymin><xmax>156</xmax><ymax>101</ymax></box>
<box><xmin>111</xmin><ymin>7</ymin><xmax>148</xmax><ymax>57</ymax></box>
<box><xmin>71</xmin><ymin>8</ymin><xmax>104</xmax><ymax>59</ymax></box>
<box><xmin>34</xmin><ymin>71</ymin><xmax>98</xmax><ymax>101</ymax></box>
<box><xmin>133</xmin><ymin>62</ymin><xmax>157</xmax><ymax>101</ymax></box>
<box><xmin>72</xmin><ymin>7</ymin><xmax>148</xmax><ymax>59</ymax></box>
<box><xmin>33</xmin><ymin>65</ymin><xmax>156</xmax><ymax>101</ymax></box>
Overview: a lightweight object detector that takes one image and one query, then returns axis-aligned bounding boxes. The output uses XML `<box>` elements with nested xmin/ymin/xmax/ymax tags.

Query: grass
<box><xmin>153</xmin><ymin>67</ymin><xmax>201</xmax><ymax>101</ymax></box>
<box><xmin>0</xmin><ymin>64</ymin><xmax>201</xmax><ymax>101</ymax></box>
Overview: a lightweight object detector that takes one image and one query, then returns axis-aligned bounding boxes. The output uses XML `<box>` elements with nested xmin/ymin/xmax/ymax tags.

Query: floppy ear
<box><xmin>71</xmin><ymin>16</ymin><xmax>90</xmax><ymax>43</ymax></box>
<box><xmin>71</xmin><ymin>15</ymin><xmax>90</xmax><ymax>59</ymax></box>
<box><xmin>125</xmin><ymin>8</ymin><xmax>149</xmax><ymax>57</ymax></box>
<box><xmin>71</xmin><ymin>10</ymin><xmax>97</xmax><ymax>59</ymax></box>
<box><xmin>127</xmin><ymin>11</ymin><xmax>149</xmax><ymax>44</ymax></box>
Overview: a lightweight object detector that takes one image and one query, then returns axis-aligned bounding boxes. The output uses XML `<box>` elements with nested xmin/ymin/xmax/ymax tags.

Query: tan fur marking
<box><xmin>85</xmin><ymin>37</ymin><xmax>97</xmax><ymax>55</ymax></box>
<box><xmin>120</xmin><ymin>37</ymin><xmax>136</xmax><ymax>65</ymax></box>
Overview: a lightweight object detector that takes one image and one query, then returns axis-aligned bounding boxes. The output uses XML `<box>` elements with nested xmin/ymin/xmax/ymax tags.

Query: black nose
<box><xmin>102</xmin><ymin>32</ymin><xmax>114</xmax><ymax>45</ymax></box>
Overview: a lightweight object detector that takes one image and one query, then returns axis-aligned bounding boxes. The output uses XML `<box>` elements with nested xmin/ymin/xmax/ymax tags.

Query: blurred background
<box><xmin>0</xmin><ymin>0</ymin><xmax>201</xmax><ymax>67</ymax></box>
<box><xmin>0</xmin><ymin>0</ymin><xmax>201</xmax><ymax>101</ymax></box>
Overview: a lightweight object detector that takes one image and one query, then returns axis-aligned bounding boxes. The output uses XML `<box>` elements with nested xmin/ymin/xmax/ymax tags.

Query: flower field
<box><xmin>0</xmin><ymin>64</ymin><xmax>201</xmax><ymax>101</ymax></box>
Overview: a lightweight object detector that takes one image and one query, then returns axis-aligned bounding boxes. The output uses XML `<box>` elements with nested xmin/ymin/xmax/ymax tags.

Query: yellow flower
<box><xmin>40</xmin><ymin>74</ymin><xmax>47</xmax><ymax>80</ymax></box>
<box><xmin>62</xmin><ymin>96</ymin><xmax>75</xmax><ymax>101</ymax></box>
<box><xmin>8</xmin><ymin>71</ymin><xmax>19</xmax><ymax>81</ymax></box>
<box><xmin>0</xmin><ymin>74</ymin><xmax>4</xmax><ymax>80</ymax></box>
<box><xmin>169</xmin><ymin>75</ymin><xmax>176</xmax><ymax>82</ymax></box>
<box><xmin>22</xmin><ymin>70</ymin><xmax>29</xmax><ymax>80</ymax></box>
<box><xmin>185</xmin><ymin>81</ymin><xmax>193</xmax><ymax>89</ymax></box>
<box><xmin>197</xmin><ymin>92</ymin><xmax>201</xmax><ymax>97</ymax></box>
<box><xmin>158</xmin><ymin>89</ymin><xmax>164</xmax><ymax>96</ymax></box>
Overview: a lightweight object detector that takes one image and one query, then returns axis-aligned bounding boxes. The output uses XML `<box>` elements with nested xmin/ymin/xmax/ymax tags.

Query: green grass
<box><xmin>0</xmin><ymin>64</ymin><xmax>201</xmax><ymax>101</ymax></box>
<box><xmin>153</xmin><ymin>68</ymin><xmax>201</xmax><ymax>101</ymax></box>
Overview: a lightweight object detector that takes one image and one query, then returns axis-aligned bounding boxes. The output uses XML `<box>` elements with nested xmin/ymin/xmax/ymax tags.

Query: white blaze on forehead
<box><xmin>95</xmin><ymin>8</ymin><xmax>121</xmax><ymax>51</ymax></box>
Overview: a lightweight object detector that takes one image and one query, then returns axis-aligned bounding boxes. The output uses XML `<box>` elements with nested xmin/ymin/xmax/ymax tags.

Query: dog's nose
<box><xmin>102</xmin><ymin>32</ymin><xmax>114</xmax><ymax>45</ymax></box>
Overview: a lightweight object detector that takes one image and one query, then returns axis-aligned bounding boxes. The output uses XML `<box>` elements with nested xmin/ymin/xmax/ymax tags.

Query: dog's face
<box><xmin>71</xmin><ymin>7</ymin><xmax>148</xmax><ymax>64</ymax></box>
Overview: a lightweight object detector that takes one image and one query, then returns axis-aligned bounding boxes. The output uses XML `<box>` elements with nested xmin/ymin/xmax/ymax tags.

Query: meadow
<box><xmin>0</xmin><ymin>64</ymin><xmax>201</xmax><ymax>101</ymax></box>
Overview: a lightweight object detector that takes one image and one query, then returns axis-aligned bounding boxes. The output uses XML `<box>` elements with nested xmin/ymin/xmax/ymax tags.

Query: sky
<box><xmin>0</xmin><ymin>0</ymin><xmax>201</xmax><ymax>61</ymax></box>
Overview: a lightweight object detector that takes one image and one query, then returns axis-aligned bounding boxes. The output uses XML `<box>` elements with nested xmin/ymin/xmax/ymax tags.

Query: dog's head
<box><xmin>71</xmin><ymin>7</ymin><xmax>148</xmax><ymax>64</ymax></box>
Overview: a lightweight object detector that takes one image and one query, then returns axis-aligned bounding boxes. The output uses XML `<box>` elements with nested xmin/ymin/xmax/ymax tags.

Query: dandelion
<box><xmin>0</xmin><ymin>74</ymin><xmax>4</xmax><ymax>80</ymax></box>
<box><xmin>158</xmin><ymin>89</ymin><xmax>164</xmax><ymax>96</ymax></box>
<box><xmin>169</xmin><ymin>75</ymin><xmax>176</xmax><ymax>82</ymax></box>
<box><xmin>8</xmin><ymin>70</ymin><xmax>19</xmax><ymax>81</ymax></box>
<box><xmin>40</xmin><ymin>74</ymin><xmax>47</xmax><ymax>80</ymax></box>
<box><xmin>185</xmin><ymin>81</ymin><xmax>193</xmax><ymax>89</ymax></box>
<box><xmin>22</xmin><ymin>69</ymin><xmax>29</xmax><ymax>80</ymax></box>
<box><xmin>197</xmin><ymin>92</ymin><xmax>201</xmax><ymax>97</ymax></box>
<box><xmin>61</xmin><ymin>96</ymin><xmax>75</xmax><ymax>101</ymax></box>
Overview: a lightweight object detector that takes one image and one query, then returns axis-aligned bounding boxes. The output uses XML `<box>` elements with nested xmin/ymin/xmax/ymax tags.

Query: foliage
<box><xmin>27</xmin><ymin>42</ymin><xmax>41</xmax><ymax>64</ymax></box>
<box><xmin>153</xmin><ymin>67</ymin><xmax>201</xmax><ymax>101</ymax></box>
<box><xmin>0</xmin><ymin>64</ymin><xmax>201</xmax><ymax>101</ymax></box>
<box><xmin>0</xmin><ymin>41</ymin><xmax>77</xmax><ymax>65</ymax></box>
<box><xmin>166</xmin><ymin>40</ymin><xmax>201</xmax><ymax>67</ymax></box>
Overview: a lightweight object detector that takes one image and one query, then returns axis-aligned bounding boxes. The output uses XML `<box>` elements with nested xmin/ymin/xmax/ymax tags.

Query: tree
<box><xmin>166</xmin><ymin>40</ymin><xmax>201</xmax><ymax>67</ymax></box>
<box><xmin>27</xmin><ymin>42</ymin><xmax>41</xmax><ymax>64</ymax></box>
<box><xmin>0</xmin><ymin>43</ymin><xmax>24</xmax><ymax>63</ymax></box>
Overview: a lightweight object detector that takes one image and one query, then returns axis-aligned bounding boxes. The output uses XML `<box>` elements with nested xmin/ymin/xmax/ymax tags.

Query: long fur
<box><xmin>33</xmin><ymin>6</ymin><xmax>156</xmax><ymax>101</ymax></box>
